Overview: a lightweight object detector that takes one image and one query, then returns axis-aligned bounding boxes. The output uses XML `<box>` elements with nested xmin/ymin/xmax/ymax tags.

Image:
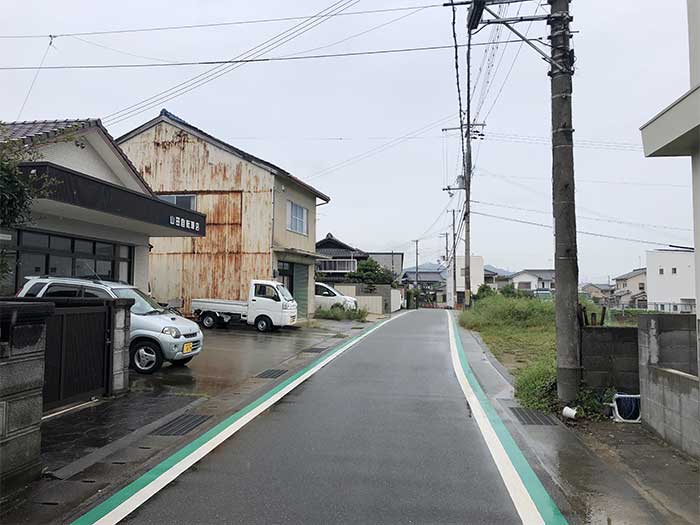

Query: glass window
<box><xmin>18</xmin><ymin>253</ymin><xmax>46</xmax><ymax>282</ymax></box>
<box><xmin>160</xmin><ymin>194</ymin><xmax>195</xmax><ymax>210</ymax></box>
<box><xmin>659</xmin><ymin>268</ymin><xmax>664</xmax><ymax>275</ymax></box>
<box><xmin>277</xmin><ymin>285</ymin><xmax>293</xmax><ymax>301</ymax></box>
<box><xmin>75</xmin><ymin>258</ymin><xmax>96</xmax><ymax>278</ymax></box>
<box><xmin>96</xmin><ymin>242</ymin><xmax>114</xmax><ymax>257</ymax></box>
<box><xmin>113</xmin><ymin>287</ymin><xmax>164</xmax><ymax>315</ymax></box>
<box><xmin>286</xmin><ymin>201</ymin><xmax>308</xmax><ymax>235</ymax></box>
<box><xmin>118</xmin><ymin>245</ymin><xmax>130</xmax><ymax>258</ymax></box>
<box><xmin>96</xmin><ymin>260</ymin><xmax>114</xmax><ymax>280</ymax></box>
<box><xmin>254</xmin><ymin>284</ymin><xmax>279</xmax><ymax>301</ymax></box>
<box><xmin>672</xmin><ymin>267</ymin><xmax>677</xmax><ymax>275</ymax></box>
<box><xmin>48</xmin><ymin>255</ymin><xmax>72</xmax><ymax>277</ymax></box>
<box><xmin>0</xmin><ymin>251</ymin><xmax>16</xmax><ymax>296</ymax></box>
<box><xmin>75</xmin><ymin>239</ymin><xmax>94</xmax><ymax>254</ymax></box>
<box><xmin>23</xmin><ymin>282</ymin><xmax>45</xmax><ymax>298</ymax></box>
<box><xmin>118</xmin><ymin>260</ymin><xmax>130</xmax><ymax>282</ymax></box>
<box><xmin>84</xmin><ymin>287</ymin><xmax>112</xmax><ymax>299</ymax></box>
<box><xmin>21</xmin><ymin>231</ymin><xmax>48</xmax><ymax>248</ymax></box>
<box><xmin>43</xmin><ymin>284</ymin><xmax>80</xmax><ymax>298</ymax></box>
<box><xmin>50</xmin><ymin>236</ymin><xmax>71</xmax><ymax>252</ymax></box>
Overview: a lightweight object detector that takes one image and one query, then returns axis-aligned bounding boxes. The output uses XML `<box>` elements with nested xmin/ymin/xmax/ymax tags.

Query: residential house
<box><xmin>646</xmin><ymin>249</ymin><xmax>695</xmax><ymax>313</ymax></box>
<box><xmin>581</xmin><ymin>283</ymin><xmax>614</xmax><ymax>304</ymax></box>
<box><xmin>315</xmin><ymin>233</ymin><xmax>404</xmax><ymax>280</ymax></box>
<box><xmin>638</xmin><ymin>0</ymin><xmax>700</xmax><ymax>458</ymax></box>
<box><xmin>510</xmin><ymin>269</ymin><xmax>555</xmax><ymax>295</ymax></box>
<box><xmin>484</xmin><ymin>264</ymin><xmax>512</xmax><ymax>290</ymax></box>
<box><xmin>401</xmin><ymin>263</ymin><xmax>448</xmax><ymax>304</ymax></box>
<box><xmin>484</xmin><ymin>268</ymin><xmax>498</xmax><ymax>289</ymax></box>
<box><xmin>447</xmin><ymin>255</ymin><xmax>486</xmax><ymax>305</ymax></box>
<box><xmin>117</xmin><ymin>109</ymin><xmax>329</xmax><ymax>318</ymax></box>
<box><xmin>0</xmin><ymin>118</ymin><xmax>205</xmax><ymax>296</ymax></box>
<box><xmin>613</xmin><ymin>268</ymin><xmax>647</xmax><ymax>308</ymax></box>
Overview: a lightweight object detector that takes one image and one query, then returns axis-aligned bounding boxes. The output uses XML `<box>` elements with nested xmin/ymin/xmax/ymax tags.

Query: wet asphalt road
<box><xmin>124</xmin><ymin>310</ymin><xmax>520</xmax><ymax>524</ymax></box>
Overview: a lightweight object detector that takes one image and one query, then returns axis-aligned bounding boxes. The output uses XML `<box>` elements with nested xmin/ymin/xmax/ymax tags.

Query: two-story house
<box><xmin>612</xmin><ymin>268</ymin><xmax>647</xmax><ymax>308</ymax></box>
<box><xmin>646</xmin><ymin>249</ymin><xmax>695</xmax><ymax>313</ymax></box>
<box><xmin>315</xmin><ymin>233</ymin><xmax>404</xmax><ymax>281</ymax></box>
<box><xmin>117</xmin><ymin>109</ymin><xmax>329</xmax><ymax>318</ymax></box>
<box><xmin>509</xmin><ymin>269</ymin><xmax>555</xmax><ymax>295</ymax></box>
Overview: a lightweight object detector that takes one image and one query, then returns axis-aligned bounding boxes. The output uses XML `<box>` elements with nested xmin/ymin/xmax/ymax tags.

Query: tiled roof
<box><xmin>614</xmin><ymin>268</ymin><xmax>646</xmax><ymax>281</ymax></box>
<box><xmin>0</xmin><ymin>119</ymin><xmax>99</xmax><ymax>144</ymax></box>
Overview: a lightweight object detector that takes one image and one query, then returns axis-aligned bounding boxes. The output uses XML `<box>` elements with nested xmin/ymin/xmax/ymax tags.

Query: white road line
<box><xmin>447</xmin><ymin>311</ymin><xmax>544</xmax><ymax>525</ymax></box>
<box><xmin>93</xmin><ymin>311</ymin><xmax>411</xmax><ymax>525</ymax></box>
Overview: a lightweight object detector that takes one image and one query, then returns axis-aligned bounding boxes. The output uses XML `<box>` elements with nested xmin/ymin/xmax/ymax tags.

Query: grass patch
<box><xmin>315</xmin><ymin>306</ymin><xmax>368</xmax><ymax>322</ymax></box>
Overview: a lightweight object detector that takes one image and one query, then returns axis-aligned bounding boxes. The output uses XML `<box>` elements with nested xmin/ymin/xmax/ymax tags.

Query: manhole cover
<box><xmin>256</xmin><ymin>369</ymin><xmax>288</xmax><ymax>379</ymax></box>
<box><xmin>509</xmin><ymin>407</ymin><xmax>556</xmax><ymax>426</ymax></box>
<box><xmin>151</xmin><ymin>414</ymin><xmax>211</xmax><ymax>436</ymax></box>
<box><xmin>304</xmin><ymin>347</ymin><xmax>326</xmax><ymax>353</ymax></box>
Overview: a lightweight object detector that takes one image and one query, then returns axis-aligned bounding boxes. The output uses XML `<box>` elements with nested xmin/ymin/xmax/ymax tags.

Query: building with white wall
<box><xmin>0</xmin><ymin>119</ymin><xmax>205</xmax><ymax>296</ymax></box>
<box><xmin>646</xmin><ymin>249</ymin><xmax>696</xmax><ymax>313</ymax></box>
<box><xmin>446</xmin><ymin>255</ymin><xmax>484</xmax><ymax>306</ymax></box>
<box><xmin>510</xmin><ymin>269</ymin><xmax>555</xmax><ymax>295</ymax></box>
<box><xmin>641</xmin><ymin>0</ymin><xmax>700</xmax><ymax>313</ymax></box>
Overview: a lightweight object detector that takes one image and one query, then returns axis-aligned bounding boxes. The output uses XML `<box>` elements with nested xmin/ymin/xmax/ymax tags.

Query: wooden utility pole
<box><xmin>549</xmin><ymin>0</ymin><xmax>579</xmax><ymax>403</ymax></box>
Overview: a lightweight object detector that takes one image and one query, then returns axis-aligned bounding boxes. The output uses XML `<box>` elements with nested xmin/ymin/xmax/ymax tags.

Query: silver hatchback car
<box><xmin>17</xmin><ymin>277</ymin><xmax>203</xmax><ymax>374</ymax></box>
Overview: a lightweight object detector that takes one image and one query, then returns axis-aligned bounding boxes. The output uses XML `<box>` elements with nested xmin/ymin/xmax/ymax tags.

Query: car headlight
<box><xmin>162</xmin><ymin>326</ymin><xmax>182</xmax><ymax>338</ymax></box>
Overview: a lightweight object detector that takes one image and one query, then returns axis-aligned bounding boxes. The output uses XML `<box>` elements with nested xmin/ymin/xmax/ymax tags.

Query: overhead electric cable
<box><xmin>16</xmin><ymin>37</ymin><xmax>53</xmax><ymax>120</ymax></box>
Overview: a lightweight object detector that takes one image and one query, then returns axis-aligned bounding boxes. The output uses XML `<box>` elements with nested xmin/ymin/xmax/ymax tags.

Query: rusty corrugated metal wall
<box><xmin>120</xmin><ymin>122</ymin><xmax>273</xmax><ymax>313</ymax></box>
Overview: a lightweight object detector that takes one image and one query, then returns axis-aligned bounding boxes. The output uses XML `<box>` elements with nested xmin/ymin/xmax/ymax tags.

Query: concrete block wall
<box><xmin>638</xmin><ymin>313</ymin><xmax>700</xmax><ymax>459</ymax></box>
<box><xmin>333</xmin><ymin>283</ymin><xmax>397</xmax><ymax>314</ymax></box>
<box><xmin>0</xmin><ymin>302</ymin><xmax>54</xmax><ymax>501</ymax></box>
<box><xmin>581</xmin><ymin>326</ymin><xmax>639</xmax><ymax>394</ymax></box>
<box><xmin>111</xmin><ymin>299</ymin><xmax>133</xmax><ymax>394</ymax></box>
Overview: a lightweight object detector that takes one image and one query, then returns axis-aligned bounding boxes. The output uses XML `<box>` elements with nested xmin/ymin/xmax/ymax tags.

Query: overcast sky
<box><xmin>1</xmin><ymin>0</ymin><xmax>693</xmax><ymax>283</ymax></box>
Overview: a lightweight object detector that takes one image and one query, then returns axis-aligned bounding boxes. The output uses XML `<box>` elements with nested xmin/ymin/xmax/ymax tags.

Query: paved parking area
<box><xmin>131</xmin><ymin>319</ymin><xmax>368</xmax><ymax>397</ymax></box>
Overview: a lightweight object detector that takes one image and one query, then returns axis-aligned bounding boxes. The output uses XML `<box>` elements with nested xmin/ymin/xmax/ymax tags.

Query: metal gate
<box><xmin>293</xmin><ymin>264</ymin><xmax>309</xmax><ymax>319</ymax></box>
<box><xmin>43</xmin><ymin>303</ymin><xmax>112</xmax><ymax>410</ymax></box>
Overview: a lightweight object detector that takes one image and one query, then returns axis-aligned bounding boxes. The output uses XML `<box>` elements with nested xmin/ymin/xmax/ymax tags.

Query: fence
<box><xmin>581</xmin><ymin>326</ymin><xmax>639</xmax><ymax>394</ymax></box>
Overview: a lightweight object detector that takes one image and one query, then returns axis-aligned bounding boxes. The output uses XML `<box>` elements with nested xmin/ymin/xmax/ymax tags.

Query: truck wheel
<box><xmin>255</xmin><ymin>316</ymin><xmax>272</xmax><ymax>332</ymax></box>
<box><xmin>200</xmin><ymin>312</ymin><xmax>218</xmax><ymax>329</ymax></box>
<box><xmin>130</xmin><ymin>341</ymin><xmax>163</xmax><ymax>374</ymax></box>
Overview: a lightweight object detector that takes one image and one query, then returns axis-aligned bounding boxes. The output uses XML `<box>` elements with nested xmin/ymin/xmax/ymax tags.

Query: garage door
<box><xmin>293</xmin><ymin>264</ymin><xmax>309</xmax><ymax>319</ymax></box>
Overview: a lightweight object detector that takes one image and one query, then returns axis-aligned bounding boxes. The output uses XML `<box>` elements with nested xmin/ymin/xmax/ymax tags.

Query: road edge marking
<box><xmin>447</xmin><ymin>311</ymin><xmax>567</xmax><ymax>525</ymax></box>
<box><xmin>71</xmin><ymin>311</ymin><xmax>411</xmax><ymax>525</ymax></box>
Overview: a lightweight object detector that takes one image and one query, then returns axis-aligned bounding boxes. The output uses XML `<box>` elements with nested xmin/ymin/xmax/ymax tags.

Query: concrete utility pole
<box><xmin>549</xmin><ymin>0</ymin><xmax>579</xmax><ymax>403</ymax></box>
<box><xmin>413</xmin><ymin>240</ymin><xmax>419</xmax><ymax>310</ymax></box>
<box><xmin>451</xmin><ymin>209</ymin><xmax>458</xmax><ymax>308</ymax></box>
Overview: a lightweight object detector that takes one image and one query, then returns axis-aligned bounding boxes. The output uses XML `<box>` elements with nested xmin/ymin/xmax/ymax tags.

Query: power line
<box><xmin>69</xmin><ymin>35</ymin><xmax>179</xmax><ymax>63</ymax></box>
<box><xmin>0</xmin><ymin>4</ymin><xmax>444</xmax><ymax>39</ymax></box>
<box><xmin>478</xmin><ymin>170</ymin><xmax>687</xmax><ymax>188</ymax></box>
<box><xmin>471</xmin><ymin>199</ymin><xmax>693</xmax><ymax>232</ymax></box>
<box><xmin>16</xmin><ymin>37</ymin><xmax>53</xmax><ymax>120</ymax></box>
<box><xmin>471</xmin><ymin>211</ymin><xmax>679</xmax><ymax>247</ymax></box>
<box><xmin>102</xmin><ymin>0</ymin><xmax>360</xmax><ymax>125</ymax></box>
<box><xmin>450</xmin><ymin>2</ymin><xmax>467</xmax><ymax>185</ymax></box>
<box><xmin>0</xmin><ymin>40</ymin><xmax>540</xmax><ymax>71</ymax></box>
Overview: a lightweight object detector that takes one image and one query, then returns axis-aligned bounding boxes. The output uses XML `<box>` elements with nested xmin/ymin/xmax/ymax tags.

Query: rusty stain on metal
<box><xmin>120</xmin><ymin>121</ymin><xmax>274</xmax><ymax>314</ymax></box>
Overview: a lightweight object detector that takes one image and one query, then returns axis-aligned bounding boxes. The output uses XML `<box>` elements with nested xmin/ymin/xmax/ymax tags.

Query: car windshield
<box><xmin>277</xmin><ymin>284</ymin><xmax>294</xmax><ymax>301</ymax></box>
<box><xmin>113</xmin><ymin>287</ymin><xmax>165</xmax><ymax>315</ymax></box>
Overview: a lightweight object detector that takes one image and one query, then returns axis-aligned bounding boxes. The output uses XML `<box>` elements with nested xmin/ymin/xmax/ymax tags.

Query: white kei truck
<box><xmin>192</xmin><ymin>279</ymin><xmax>297</xmax><ymax>332</ymax></box>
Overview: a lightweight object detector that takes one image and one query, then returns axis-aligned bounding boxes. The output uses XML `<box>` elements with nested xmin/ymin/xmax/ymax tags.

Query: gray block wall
<box><xmin>581</xmin><ymin>326</ymin><xmax>640</xmax><ymax>394</ymax></box>
<box><xmin>0</xmin><ymin>302</ymin><xmax>54</xmax><ymax>501</ymax></box>
<box><xmin>111</xmin><ymin>299</ymin><xmax>133</xmax><ymax>394</ymax></box>
<box><xmin>638</xmin><ymin>313</ymin><xmax>700</xmax><ymax>459</ymax></box>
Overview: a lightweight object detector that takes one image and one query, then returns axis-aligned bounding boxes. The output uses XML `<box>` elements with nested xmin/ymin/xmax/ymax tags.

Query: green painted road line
<box><xmin>451</xmin><ymin>314</ymin><xmax>568</xmax><ymax>525</ymax></box>
<box><xmin>71</xmin><ymin>315</ymin><xmax>402</xmax><ymax>525</ymax></box>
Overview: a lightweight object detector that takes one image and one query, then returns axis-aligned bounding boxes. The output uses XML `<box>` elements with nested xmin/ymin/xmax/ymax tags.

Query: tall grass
<box><xmin>460</xmin><ymin>294</ymin><xmax>555</xmax><ymax>330</ymax></box>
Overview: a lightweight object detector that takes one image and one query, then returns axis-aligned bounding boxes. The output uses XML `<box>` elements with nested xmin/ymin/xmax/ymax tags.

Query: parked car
<box><xmin>17</xmin><ymin>277</ymin><xmax>203</xmax><ymax>374</ymax></box>
<box><xmin>192</xmin><ymin>279</ymin><xmax>297</xmax><ymax>332</ymax></box>
<box><xmin>314</xmin><ymin>282</ymin><xmax>358</xmax><ymax>310</ymax></box>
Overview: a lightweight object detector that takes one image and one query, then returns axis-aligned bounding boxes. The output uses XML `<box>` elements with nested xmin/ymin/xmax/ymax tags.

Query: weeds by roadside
<box><xmin>316</xmin><ymin>306</ymin><xmax>368</xmax><ymax>322</ymax></box>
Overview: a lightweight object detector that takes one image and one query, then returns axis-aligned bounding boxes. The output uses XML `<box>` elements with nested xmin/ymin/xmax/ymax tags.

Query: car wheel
<box><xmin>130</xmin><ymin>341</ymin><xmax>163</xmax><ymax>374</ymax></box>
<box><xmin>255</xmin><ymin>316</ymin><xmax>272</xmax><ymax>332</ymax></box>
<box><xmin>200</xmin><ymin>312</ymin><xmax>217</xmax><ymax>329</ymax></box>
<box><xmin>171</xmin><ymin>356</ymin><xmax>193</xmax><ymax>367</ymax></box>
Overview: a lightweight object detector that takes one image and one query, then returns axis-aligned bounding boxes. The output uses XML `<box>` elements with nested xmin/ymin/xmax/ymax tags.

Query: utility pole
<box><xmin>440</xmin><ymin>232</ymin><xmax>450</xmax><ymax>265</ymax></box>
<box><xmin>413</xmin><ymin>240</ymin><xmax>420</xmax><ymax>310</ymax></box>
<box><xmin>549</xmin><ymin>0</ymin><xmax>579</xmax><ymax>403</ymax></box>
<box><xmin>452</xmin><ymin>209</ymin><xmax>458</xmax><ymax>309</ymax></box>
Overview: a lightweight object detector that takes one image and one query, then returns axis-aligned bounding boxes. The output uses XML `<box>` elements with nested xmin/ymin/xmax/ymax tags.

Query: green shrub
<box><xmin>474</xmin><ymin>283</ymin><xmax>496</xmax><ymax>301</ymax></box>
<box><xmin>315</xmin><ymin>307</ymin><xmax>368</xmax><ymax>322</ymax></box>
<box><xmin>459</xmin><ymin>294</ymin><xmax>555</xmax><ymax>331</ymax></box>
<box><xmin>514</xmin><ymin>354</ymin><xmax>557</xmax><ymax>411</ymax></box>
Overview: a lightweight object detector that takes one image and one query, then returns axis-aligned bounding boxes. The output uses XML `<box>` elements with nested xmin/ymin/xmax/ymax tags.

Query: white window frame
<box><xmin>286</xmin><ymin>200</ymin><xmax>308</xmax><ymax>235</ymax></box>
<box><xmin>159</xmin><ymin>193</ymin><xmax>197</xmax><ymax>211</ymax></box>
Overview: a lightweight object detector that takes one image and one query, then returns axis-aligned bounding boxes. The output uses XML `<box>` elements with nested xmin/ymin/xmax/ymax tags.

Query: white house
<box><xmin>510</xmin><ymin>269</ymin><xmax>555</xmax><ymax>294</ymax></box>
<box><xmin>446</xmin><ymin>255</ymin><xmax>485</xmax><ymax>306</ymax></box>
<box><xmin>646</xmin><ymin>249</ymin><xmax>696</xmax><ymax>313</ymax></box>
<box><xmin>641</xmin><ymin>0</ymin><xmax>700</xmax><ymax>315</ymax></box>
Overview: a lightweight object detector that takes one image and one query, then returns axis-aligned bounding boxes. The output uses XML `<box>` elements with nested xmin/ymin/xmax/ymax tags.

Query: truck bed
<box><xmin>191</xmin><ymin>298</ymin><xmax>248</xmax><ymax>315</ymax></box>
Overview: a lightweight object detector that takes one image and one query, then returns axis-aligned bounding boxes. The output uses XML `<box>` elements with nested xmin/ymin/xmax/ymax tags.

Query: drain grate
<box><xmin>304</xmin><ymin>347</ymin><xmax>327</xmax><ymax>353</ymax></box>
<box><xmin>510</xmin><ymin>407</ymin><xmax>556</xmax><ymax>426</ymax></box>
<box><xmin>256</xmin><ymin>368</ymin><xmax>288</xmax><ymax>379</ymax></box>
<box><xmin>151</xmin><ymin>414</ymin><xmax>211</xmax><ymax>436</ymax></box>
